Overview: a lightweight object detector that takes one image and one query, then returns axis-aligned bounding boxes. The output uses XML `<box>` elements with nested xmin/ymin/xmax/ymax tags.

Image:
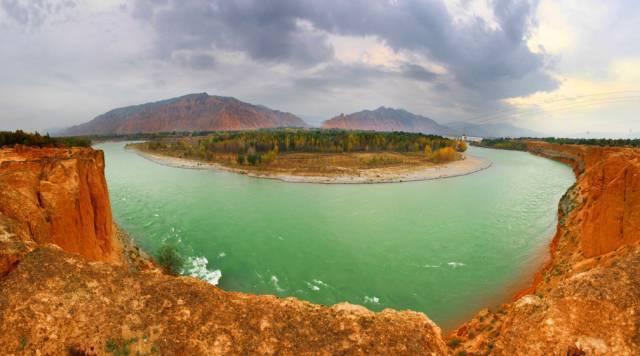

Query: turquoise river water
<box><xmin>98</xmin><ymin>142</ymin><xmax>575</xmax><ymax>329</ymax></box>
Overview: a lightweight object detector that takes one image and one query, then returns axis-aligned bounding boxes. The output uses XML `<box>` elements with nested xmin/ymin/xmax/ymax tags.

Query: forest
<box><xmin>142</xmin><ymin>129</ymin><xmax>467</xmax><ymax>166</ymax></box>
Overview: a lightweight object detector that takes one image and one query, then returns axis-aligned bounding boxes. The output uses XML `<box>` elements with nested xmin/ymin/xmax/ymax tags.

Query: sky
<box><xmin>0</xmin><ymin>0</ymin><xmax>639</xmax><ymax>137</ymax></box>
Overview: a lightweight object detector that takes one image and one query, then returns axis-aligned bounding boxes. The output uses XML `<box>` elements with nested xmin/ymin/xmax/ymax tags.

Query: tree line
<box><xmin>476</xmin><ymin>137</ymin><xmax>640</xmax><ymax>150</ymax></box>
<box><xmin>144</xmin><ymin>129</ymin><xmax>467</xmax><ymax>165</ymax></box>
<box><xmin>0</xmin><ymin>130</ymin><xmax>91</xmax><ymax>148</ymax></box>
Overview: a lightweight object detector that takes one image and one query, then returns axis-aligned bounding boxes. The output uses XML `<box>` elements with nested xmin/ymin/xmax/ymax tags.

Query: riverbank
<box><xmin>128</xmin><ymin>146</ymin><xmax>492</xmax><ymax>184</ymax></box>
<box><xmin>2</xmin><ymin>142</ymin><xmax>639</xmax><ymax>354</ymax></box>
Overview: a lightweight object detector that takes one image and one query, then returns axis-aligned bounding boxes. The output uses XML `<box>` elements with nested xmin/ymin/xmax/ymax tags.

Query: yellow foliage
<box><xmin>261</xmin><ymin>146</ymin><xmax>279</xmax><ymax>164</ymax></box>
<box><xmin>431</xmin><ymin>147</ymin><xmax>459</xmax><ymax>163</ymax></box>
<box><xmin>455</xmin><ymin>140</ymin><xmax>468</xmax><ymax>152</ymax></box>
<box><xmin>424</xmin><ymin>145</ymin><xmax>433</xmax><ymax>159</ymax></box>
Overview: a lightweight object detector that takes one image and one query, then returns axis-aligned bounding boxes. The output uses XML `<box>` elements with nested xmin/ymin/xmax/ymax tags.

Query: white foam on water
<box><xmin>424</xmin><ymin>264</ymin><xmax>441</xmax><ymax>268</ymax></box>
<box><xmin>312</xmin><ymin>279</ymin><xmax>328</xmax><ymax>287</ymax></box>
<box><xmin>271</xmin><ymin>275</ymin><xmax>285</xmax><ymax>292</ymax></box>
<box><xmin>184</xmin><ymin>256</ymin><xmax>222</xmax><ymax>285</ymax></box>
<box><xmin>305</xmin><ymin>281</ymin><xmax>320</xmax><ymax>291</ymax></box>
<box><xmin>447</xmin><ymin>262</ymin><xmax>466</xmax><ymax>268</ymax></box>
<box><xmin>364</xmin><ymin>296</ymin><xmax>380</xmax><ymax>304</ymax></box>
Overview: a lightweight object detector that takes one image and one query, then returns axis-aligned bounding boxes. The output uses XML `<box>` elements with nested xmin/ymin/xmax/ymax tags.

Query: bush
<box><xmin>431</xmin><ymin>147</ymin><xmax>460</xmax><ymax>163</ymax></box>
<box><xmin>447</xmin><ymin>338</ymin><xmax>461</xmax><ymax>348</ymax></box>
<box><xmin>246</xmin><ymin>153</ymin><xmax>261</xmax><ymax>165</ymax></box>
<box><xmin>155</xmin><ymin>244</ymin><xmax>184</xmax><ymax>275</ymax></box>
<box><xmin>455</xmin><ymin>140</ymin><xmax>468</xmax><ymax>152</ymax></box>
<box><xmin>261</xmin><ymin>146</ymin><xmax>279</xmax><ymax>164</ymax></box>
<box><xmin>424</xmin><ymin>145</ymin><xmax>433</xmax><ymax>159</ymax></box>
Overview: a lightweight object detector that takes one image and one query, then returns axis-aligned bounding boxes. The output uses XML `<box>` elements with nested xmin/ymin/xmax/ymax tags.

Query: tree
<box><xmin>455</xmin><ymin>140</ymin><xmax>468</xmax><ymax>152</ymax></box>
<box><xmin>155</xmin><ymin>244</ymin><xmax>184</xmax><ymax>275</ymax></box>
<box><xmin>424</xmin><ymin>145</ymin><xmax>433</xmax><ymax>159</ymax></box>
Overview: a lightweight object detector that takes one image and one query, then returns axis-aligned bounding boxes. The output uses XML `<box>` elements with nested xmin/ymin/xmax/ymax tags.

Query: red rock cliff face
<box><xmin>0</xmin><ymin>146</ymin><xmax>121</xmax><ymax>265</ymax></box>
<box><xmin>526</xmin><ymin>141</ymin><xmax>640</xmax><ymax>258</ymax></box>
<box><xmin>453</xmin><ymin>142</ymin><xmax>640</xmax><ymax>355</ymax></box>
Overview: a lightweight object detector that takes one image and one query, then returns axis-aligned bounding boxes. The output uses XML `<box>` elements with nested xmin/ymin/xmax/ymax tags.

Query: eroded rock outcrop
<box><xmin>0</xmin><ymin>146</ymin><xmax>447</xmax><ymax>355</ymax></box>
<box><xmin>452</xmin><ymin>142</ymin><xmax>640</xmax><ymax>355</ymax></box>
<box><xmin>0</xmin><ymin>146</ymin><xmax>122</xmax><ymax>274</ymax></box>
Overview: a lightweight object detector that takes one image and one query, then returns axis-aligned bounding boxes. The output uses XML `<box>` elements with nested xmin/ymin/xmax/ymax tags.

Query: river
<box><xmin>98</xmin><ymin>142</ymin><xmax>575</xmax><ymax>329</ymax></box>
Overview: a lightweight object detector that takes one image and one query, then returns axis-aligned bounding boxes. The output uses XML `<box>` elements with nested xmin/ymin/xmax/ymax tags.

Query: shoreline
<box><xmin>128</xmin><ymin>147</ymin><xmax>493</xmax><ymax>184</ymax></box>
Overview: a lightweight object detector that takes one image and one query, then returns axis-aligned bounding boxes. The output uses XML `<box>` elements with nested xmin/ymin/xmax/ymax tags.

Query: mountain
<box><xmin>447</xmin><ymin>121</ymin><xmax>543</xmax><ymax>138</ymax></box>
<box><xmin>62</xmin><ymin>93</ymin><xmax>307</xmax><ymax>136</ymax></box>
<box><xmin>321</xmin><ymin>107</ymin><xmax>454</xmax><ymax>136</ymax></box>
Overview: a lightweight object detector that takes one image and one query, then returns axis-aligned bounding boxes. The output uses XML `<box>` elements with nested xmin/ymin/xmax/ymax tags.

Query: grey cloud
<box><xmin>400</xmin><ymin>64</ymin><xmax>438</xmax><ymax>82</ymax></box>
<box><xmin>131</xmin><ymin>0</ymin><xmax>557</xmax><ymax>99</ymax></box>
<box><xmin>134</xmin><ymin>0</ymin><xmax>333</xmax><ymax>67</ymax></box>
<box><xmin>293</xmin><ymin>62</ymin><xmax>442</xmax><ymax>93</ymax></box>
<box><xmin>301</xmin><ymin>0</ymin><xmax>557</xmax><ymax>99</ymax></box>
<box><xmin>174</xmin><ymin>52</ymin><xmax>216</xmax><ymax>71</ymax></box>
<box><xmin>1</xmin><ymin>0</ymin><xmax>76</xmax><ymax>27</ymax></box>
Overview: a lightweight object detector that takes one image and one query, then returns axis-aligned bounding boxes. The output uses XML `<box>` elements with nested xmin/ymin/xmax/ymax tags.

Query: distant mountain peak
<box><xmin>321</xmin><ymin>107</ymin><xmax>453</xmax><ymax>136</ymax></box>
<box><xmin>62</xmin><ymin>94</ymin><xmax>308</xmax><ymax>136</ymax></box>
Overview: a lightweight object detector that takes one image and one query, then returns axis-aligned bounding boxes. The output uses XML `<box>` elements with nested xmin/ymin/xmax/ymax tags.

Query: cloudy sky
<box><xmin>1</xmin><ymin>0</ymin><xmax>638</xmax><ymax>137</ymax></box>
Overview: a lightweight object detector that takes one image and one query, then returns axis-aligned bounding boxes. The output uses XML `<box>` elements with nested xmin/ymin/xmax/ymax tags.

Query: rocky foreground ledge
<box><xmin>0</xmin><ymin>143</ymin><xmax>639</xmax><ymax>355</ymax></box>
<box><xmin>0</xmin><ymin>146</ymin><xmax>447</xmax><ymax>354</ymax></box>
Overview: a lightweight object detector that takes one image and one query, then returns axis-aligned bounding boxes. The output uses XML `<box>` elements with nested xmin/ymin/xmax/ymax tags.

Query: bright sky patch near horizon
<box><xmin>0</xmin><ymin>0</ymin><xmax>638</xmax><ymax>137</ymax></box>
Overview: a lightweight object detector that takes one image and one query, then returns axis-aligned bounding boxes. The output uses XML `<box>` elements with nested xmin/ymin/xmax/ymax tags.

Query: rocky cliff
<box><xmin>321</xmin><ymin>107</ymin><xmax>453</xmax><ymax>136</ymax></box>
<box><xmin>1</xmin><ymin>143</ymin><xmax>638</xmax><ymax>355</ymax></box>
<box><xmin>62</xmin><ymin>93</ymin><xmax>308</xmax><ymax>136</ymax></box>
<box><xmin>0</xmin><ymin>146</ymin><xmax>447</xmax><ymax>354</ymax></box>
<box><xmin>0</xmin><ymin>146</ymin><xmax>122</xmax><ymax>276</ymax></box>
<box><xmin>451</xmin><ymin>142</ymin><xmax>640</xmax><ymax>355</ymax></box>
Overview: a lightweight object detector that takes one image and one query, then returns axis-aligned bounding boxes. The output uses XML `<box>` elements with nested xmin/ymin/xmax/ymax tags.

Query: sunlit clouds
<box><xmin>0</xmin><ymin>0</ymin><xmax>638</xmax><ymax>137</ymax></box>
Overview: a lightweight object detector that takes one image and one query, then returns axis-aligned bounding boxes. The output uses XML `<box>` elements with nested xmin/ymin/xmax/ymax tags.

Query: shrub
<box><xmin>423</xmin><ymin>145</ymin><xmax>433</xmax><ymax>159</ymax></box>
<box><xmin>455</xmin><ymin>140</ymin><xmax>468</xmax><ymax>152</ymax></box>
<box><xmin>155</xmin><ymin>245</ymin><xmax>184</xmax><ymax>275</ymax></box>
<box><xmin>431</xmin><ymin>147</ymin><xmax>459</xmax><ymax>163</ymax></box>
<box><xmin>447</xmin><ymin>338</ymin><xmax>461</xmax><ymax>348</ymax></box>
<box><xmin>261</xmin><ymin>146</ymin><xmax>279</xmax><ymax>164</ymax></box>
<box><xmin>247</xmin><ymin>153</ymin><xmax>261</xmax><ymax>165</ymax></box>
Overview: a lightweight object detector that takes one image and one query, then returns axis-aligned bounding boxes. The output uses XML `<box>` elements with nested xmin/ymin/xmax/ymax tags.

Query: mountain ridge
<box><xmin>321</xmin><ymin>106</ymin><xmax>454</xmax><ymax>136</ymax></box>
<box><xmin>62</xmin><ymin>93</ymin><xmax>308</xmax><ymax>136</ymax></box>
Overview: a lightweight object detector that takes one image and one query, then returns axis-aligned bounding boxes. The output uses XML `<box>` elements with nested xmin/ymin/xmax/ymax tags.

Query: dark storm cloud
<box><xmin>293</xmin><ymin>62</ymin><xmax>441</xmax><ymax>94</ymax></box>
<box><xmin>131</xmin><ymin>0</ymin><xmax>556</xmax><ymax>99</ymax></box>
<box><xmin>400</xmin><ymin>64</ymin><xmax>439</xmax><ymax>82</ymax></box>
<box><xmin>132</xmin><ymin>0</ymin><xmax>333</xmax><ymax>67</ymax></box>
<box><xmin>303</xmin><ymin>0</ymin><xmax>557</xmax><ymax>98</ymax></box>
<box><xmin>174</xmin><ymin>52</ymin><xmax>217</xmax><ymax>71</ymax></box>
<box><xmin>1</xmin><ymin>0</ymin><xmax>76</xmax><ymax>27</ymax></box>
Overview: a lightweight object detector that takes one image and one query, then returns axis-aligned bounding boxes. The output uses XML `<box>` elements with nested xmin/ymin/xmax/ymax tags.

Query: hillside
<box><xmin>321</xmin><ymin>107</ymin><xmax>453</xmax><ymax>136</ymax></box>
<box><xmin>62</xmin><ymin>93</ymin><xmax>307</xmax><ymax>136</ymax></box>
